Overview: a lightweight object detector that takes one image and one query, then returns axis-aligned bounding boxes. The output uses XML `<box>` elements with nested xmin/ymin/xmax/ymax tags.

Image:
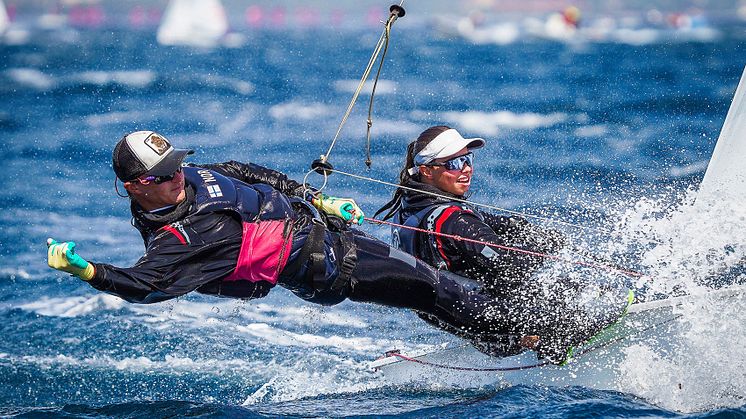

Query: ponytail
<box><xmin>374</xmin><ymin>141</ymin><xmax>417</xmax><ymax>220</ymax></box>
<box><xmin>374</xmin><ymin>125</ymin><xmax>452</xmax><ymax>220</ymax></box>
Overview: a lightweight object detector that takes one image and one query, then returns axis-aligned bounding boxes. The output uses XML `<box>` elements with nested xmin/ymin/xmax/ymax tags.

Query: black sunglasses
<box><xmin>425</xmin><ymin>152</ymin><xmax>474</xmax><ymax>171</ymax></box>
<box><xmin>135</xmin><ymin>167</ymin><xmax>183</xmax><ymax>185</ymax></box>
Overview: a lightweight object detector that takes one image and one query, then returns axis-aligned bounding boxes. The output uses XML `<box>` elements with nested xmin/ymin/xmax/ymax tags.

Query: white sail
<box><xmin>696</xmin><ymin>65</ymin><xmax>746</xmax><ymax>205</ymax></box>
<box><xmin>0</xmin><ymin>0</ymin><xmax>10</xmax><ymax>34</ymax></box>
<box><xmin>156</xmin><ymin>0</ymin><xmax>228</xmax><ymax>48</ymax></box>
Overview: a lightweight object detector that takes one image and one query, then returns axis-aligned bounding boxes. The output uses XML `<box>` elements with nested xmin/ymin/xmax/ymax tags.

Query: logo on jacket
<box><xmin>197</xmin><ymin>169</ymin><xmax>223</xmax><ymax>198</ymax></box>
<box><xmin>207</xmin><ymin>184</ymin><xmax>223</xmax><ymax>198</ymax></box>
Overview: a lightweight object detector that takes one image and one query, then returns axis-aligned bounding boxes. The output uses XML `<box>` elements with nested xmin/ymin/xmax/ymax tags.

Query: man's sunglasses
<box><xmin>425</xmin><ymin>152</ymin><xmax>474</xmax><ymax>171</ymax></box>
<box><xmin>133</xmin><ymin>167</ymin><xmax>182</xmax><ymax>185</ymax></box>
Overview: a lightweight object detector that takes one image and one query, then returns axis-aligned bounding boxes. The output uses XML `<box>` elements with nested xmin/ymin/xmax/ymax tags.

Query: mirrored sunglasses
<box><xmin>426</xmin><ymin>152</ymin><xmax>474</xmax><ymax>171</ymax></box>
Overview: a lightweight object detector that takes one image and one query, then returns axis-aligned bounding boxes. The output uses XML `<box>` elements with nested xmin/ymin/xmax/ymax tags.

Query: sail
<box><xmin>156</xmin><ymin>0</ymin><xmax>228</xmax><ymax>47</ymax></box>
<box><xmin>696</xmin><ymin>66</ymin><xmax>746</xmax><ymax>205</ymax></box>
<box><xmin>0</xmin><ymin>0</ymin><xmax>10</xmax><ymax>34</ymax></box>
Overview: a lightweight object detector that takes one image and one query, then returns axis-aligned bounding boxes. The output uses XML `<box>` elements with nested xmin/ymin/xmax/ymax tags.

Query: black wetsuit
<box><xmin>392</xmin><ymin>179</ymin><xmax>565</xmax><ymax>297</ymax></box>
<box><xmin>87</xmin><ymin>161</ymin><xmax>519</xmax><ymax>343</ymax></box>
<box><xmin>389</xmin><ymin>178</ymin><xmax>625</xmax><ymax>360</ymax></box>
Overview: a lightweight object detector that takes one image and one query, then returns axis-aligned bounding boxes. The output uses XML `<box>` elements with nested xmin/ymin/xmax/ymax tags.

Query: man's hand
<box><xmin>311</xmin><ymin>194</ymin><xmax>365</xmax><ymax>225</ymax></box>
<box><xmin>47</xmin><ymin>238</ymin><xmax>95</xmax><ymax>281</ymax></box>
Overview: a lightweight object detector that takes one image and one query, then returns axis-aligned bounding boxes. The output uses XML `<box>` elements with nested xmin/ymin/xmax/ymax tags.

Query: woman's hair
<box><xmin>374</xmin><ymin>125</ymin><xmax>452</xmax><ymax>220</ymax></box>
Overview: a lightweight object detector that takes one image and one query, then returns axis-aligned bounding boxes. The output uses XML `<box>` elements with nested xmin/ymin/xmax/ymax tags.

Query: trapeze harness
<box><xmin>175</xmin><ymin>167</ymin><xmax>356</xmax><ymax>295</ymax></box>
<box><xmin>392</xmin><ymin>202</ymin><xmax>483</xmax><ymax>270</ymax></box>
<box><xmin>174</xmin><ymin>167</ymin><xmax>297</xmax><ymax>285</ymax></box>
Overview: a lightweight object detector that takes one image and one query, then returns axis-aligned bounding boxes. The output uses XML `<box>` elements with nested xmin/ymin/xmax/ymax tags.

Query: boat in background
<box><xmin>157</xmin><ymin>0</ymin><xmax>229</xmax><ymax>48</ymax></box>
<box><xmin>0</xmin><ymin>0</ymin><xmax>9</xmax><ymax>35</ymax></box>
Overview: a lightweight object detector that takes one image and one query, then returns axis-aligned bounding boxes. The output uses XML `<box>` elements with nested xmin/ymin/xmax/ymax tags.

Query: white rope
<box><xmin>322</xmin><ymin>167</ymin><xmax>615</xmax><ymax>234</ymax></box>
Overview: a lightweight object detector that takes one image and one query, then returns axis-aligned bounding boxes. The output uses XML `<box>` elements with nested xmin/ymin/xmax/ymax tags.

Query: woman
<box><xmin>375</xmin><ymin>125</ymin><xmax>564</xmax><ymax>296</ymax></box>
<box><xmin>375</xmin><ymin>125</ymin><xmax>625</xmax><ymax>363</ymax></box>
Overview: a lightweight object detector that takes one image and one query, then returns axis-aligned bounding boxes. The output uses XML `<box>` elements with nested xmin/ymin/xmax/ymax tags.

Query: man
<box><xmin>47</xmin><ymin>130</ymin><xmax>532</xmax><ymax>350</ymax></box>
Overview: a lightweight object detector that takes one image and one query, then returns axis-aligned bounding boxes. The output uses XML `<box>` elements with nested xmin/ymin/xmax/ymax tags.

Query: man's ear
<box><xmin>123</xmin><ymin>181</ymin><xmax>140</xmax><ymax>196</ymax></box>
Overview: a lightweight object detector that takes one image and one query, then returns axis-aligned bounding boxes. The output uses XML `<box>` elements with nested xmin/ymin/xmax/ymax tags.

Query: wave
<box><xmin>441</xmin><ymin>110</ymin><xmax>568</xmax><ymax>136</ymax></box>
<box><xmin>5</xmin><ymin>68</ymin><xmax>55</xmax><ymax>90</ymax></box>
<box><xmin>668</xmin><ymin>161</ymin><xmax>709</xmax><ymax>179</ymax></box>
<box><xmin>18</xmin><ymin>294</ymin><xmax>125</xmax><ymax>318</ymax></box>
<box><xmin>333</xmin><ymin>79</ymin><xmax>396</xmax><ymax>95</ymax></box>
<box><xmin>235</xmin><ymin>322</ymin><xmax>398</xmax><ymax>352</ymax></box>
<box><xmin>576</xmin><ymin>189</ymin><xmax>746</xmax><ymax>411</ymax></box>
<box><xmin>72</xmin><ymin>70</ymin><xmax>156</xmax><ymax>88</ymax></box>
<box><xmin>269</xmin><ymin>101</ymin><xmax>334</xmax><ymax>121</ymax></box>
<box><xmin>0</xmin><ymin>351</ymin><xmax>262</xmax><ymax>374</ymax></box>
<box><xmin>3</xmin><ymin>68</ymin><xmax>253</xmax><ymax>97</ymax></box>
<box><xmin>0</xmin><ymin>267</ymin><xmax>31</xmax><ymax>280</ymax></box>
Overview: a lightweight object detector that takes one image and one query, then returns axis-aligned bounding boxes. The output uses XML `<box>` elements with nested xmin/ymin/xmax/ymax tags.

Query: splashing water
<box><xmin>600</xmin><ymin>187</ymin><xmax>746</xmax><ymax>412</ymax></box>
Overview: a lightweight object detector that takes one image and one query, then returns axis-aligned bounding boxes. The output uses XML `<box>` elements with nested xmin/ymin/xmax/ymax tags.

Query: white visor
<box><xmin>408</xmin><ymin>129</ymin><xmax>485</xmax><ymax>175</ymax></box>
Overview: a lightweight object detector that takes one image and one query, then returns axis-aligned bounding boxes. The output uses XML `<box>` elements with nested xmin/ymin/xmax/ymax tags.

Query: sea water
<box><xmin>1</xmin><ymin>17</ymin><xmax>746</xmax><ymax>419</ymax></box>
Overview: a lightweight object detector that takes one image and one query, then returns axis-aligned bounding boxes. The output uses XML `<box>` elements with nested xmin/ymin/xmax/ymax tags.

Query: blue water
<box><xmin>1</xmin><ymin>19</ymin><xmax>746</xmax><ymax>418</ymax></box>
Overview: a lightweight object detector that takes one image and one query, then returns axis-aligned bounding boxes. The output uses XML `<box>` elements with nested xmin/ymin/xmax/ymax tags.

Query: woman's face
<box><xmin>420</xmin><ymin>147</ymin><xmax>474</xmax><ymax>196</ymax></box>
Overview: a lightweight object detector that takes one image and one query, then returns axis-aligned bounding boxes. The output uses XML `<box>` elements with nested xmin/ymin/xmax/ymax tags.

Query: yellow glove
<box><xmin>311</xmin><ymin>194</ymin><xmax>365</xmax><ymax>225</ymax></box>
<box><xmin>47</xmin><ymin>238</ymin><xmax>95</xmax><ymax>281</ymax></box>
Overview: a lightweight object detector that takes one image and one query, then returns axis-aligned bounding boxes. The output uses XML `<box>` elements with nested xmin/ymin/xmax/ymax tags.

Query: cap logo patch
<box><xmin>145</xmin><ymin>133</ymin><xmax>171</xmax><ymax>155</ymax></box>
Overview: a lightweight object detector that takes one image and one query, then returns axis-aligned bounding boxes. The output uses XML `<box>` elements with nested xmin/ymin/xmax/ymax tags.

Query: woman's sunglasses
<box><xmin>425</xmin><ymin>152</ymin><xmax>474</xmax><ymax>171</ymax></box>
<box><xmin>133</xmin><ymin>167</ymin><xmax>182</xmax><ymax>185</ymax></box>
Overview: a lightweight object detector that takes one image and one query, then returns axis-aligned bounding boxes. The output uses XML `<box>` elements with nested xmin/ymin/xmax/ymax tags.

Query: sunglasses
<box><xmin>134</xmin><ymin>167</ymin><xmax>182</xmax><ymax>185</ymax></box>
<box><xmin>425</xmin><ymin>152</ymin><xmax>474</xmax><ymax>171</ymax></box>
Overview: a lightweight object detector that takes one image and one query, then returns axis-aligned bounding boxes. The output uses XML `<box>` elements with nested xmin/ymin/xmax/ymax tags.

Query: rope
<box><xmin>321</xmin><ymin>3</ymin><xmax>404</xmax><ymax>166</ymax></box>
<box><xmin>327</xmin><ymin>167</ymin><xmax>616</xmax><ymax>235</ymax></box>
<box><xmin>365</xmin><ymin>9</ymin><xmax>396</xmax><ymax>167</ymax></box>
<box><xmin>382</xmin><ymin>314</ymin><xmax>681</xmax><ymax>372</ymax></box>
<box><xmin>388</xmin><ymin>351</ymin><xmax>550</xmax><ymax>371</ymax></box>
<box><xmin>365</xmin><ymin>217</ymin><xmax>645</xmax><ymax>278</ymax></box>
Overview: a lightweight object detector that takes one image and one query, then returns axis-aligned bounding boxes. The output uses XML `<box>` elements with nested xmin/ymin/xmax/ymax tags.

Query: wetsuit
<box><xmin>389</xmin><ymin>178</ymin><xmax>625</xmax><ymax>360</ymax></box>
<box><xmin>391</xmin><ymin>179</ymin><xmax>564</xmax><ymax>298</ymax></box>
<box><xmin>88</xmin><ymin>162</ymin><xmax>518</xmax><ymax>342</ymax></box>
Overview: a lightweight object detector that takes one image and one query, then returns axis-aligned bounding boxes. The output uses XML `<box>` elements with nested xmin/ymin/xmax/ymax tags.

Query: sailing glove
<box><xmin>46</xmin><ymin>238</ymin><xmax>95</xmax><ymax>281</ymax></box>
<box><xmin>311</xmin><ymin>194</ymin><xmax>365</xmax><ymax>225</ymax></box>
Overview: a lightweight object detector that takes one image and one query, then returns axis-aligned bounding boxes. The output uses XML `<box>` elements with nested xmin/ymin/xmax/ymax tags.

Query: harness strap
<box><xmin>305</xmin><ymin>219</ymin><xmax>328</xmax><ymax>290</ymax></box>
<box><xmin>330</xmin><ymin>230</ymin><xmax>357</xmax><ymax>291</ymax></box>
<box><xmin>283</xmin><ymin>217</ymin><xmax>327</xmax><ymax>289</ymax></box>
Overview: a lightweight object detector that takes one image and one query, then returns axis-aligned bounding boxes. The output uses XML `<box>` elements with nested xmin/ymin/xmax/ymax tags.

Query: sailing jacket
<box><xmin>391</xmin><ymin>179</ymin><xmax>565</xmax><ymax>297</ymax></box>
<box><xmin>87</xmin><ymin>161</ymin><xmax>307</xmax><ymax>303</ymax></box>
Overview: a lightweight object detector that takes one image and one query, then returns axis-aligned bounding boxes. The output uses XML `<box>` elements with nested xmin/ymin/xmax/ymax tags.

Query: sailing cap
<box><xmin>112</xmin><ymin>131</ymin><xmax>194</xmax><ymax>181</ymax></box>
<box><xmin>409</xmin><ymin>129</ymin><xmax>484</xmax><ymax>175</ymax></box>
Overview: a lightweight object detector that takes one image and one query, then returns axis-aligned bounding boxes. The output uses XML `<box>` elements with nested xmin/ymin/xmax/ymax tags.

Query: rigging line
<box><xmin>324</xmin><ymin>166</ymin><xmax>619</xmax><ymax>234</ymax></box>
<box><xmin>383</xmin><ymin>314</ymin><xmax>681</xmax><ymax>372</ymax></box>
<box><xmin>365</xmin><ymin>216</ymin><xmax>645</xmax><ymax>278</ymax></box>
<box><xmin>365</xmin><ymin>7</ymin><xmax>396</xmax><ymax>167</ymax></box>
<box><xmin>322</xmin><ymin>3</ymin><xmax>405</xmax><ymax>164</ymax></box>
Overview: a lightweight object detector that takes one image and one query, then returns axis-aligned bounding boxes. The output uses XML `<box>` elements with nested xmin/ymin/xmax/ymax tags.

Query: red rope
<box><xmin>381</xmin><ymin>314</ymin><xmax>680</xmax><ymax>372</ymax></box>
<box><xmin>364</xmin><ymin>217</ymin><xmax>644</xmax><ymax>278</ymax></box>
<box><xmin>388</xmin><ymin>352</ymin><xmax>550</xmax><ymax>371</ymax></box>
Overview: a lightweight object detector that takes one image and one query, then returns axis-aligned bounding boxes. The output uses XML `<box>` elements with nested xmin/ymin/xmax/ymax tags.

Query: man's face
<box><xmin>126</xmin><ymin>168</ymin><xmax>186</xmax><ymax>210</ymax></box>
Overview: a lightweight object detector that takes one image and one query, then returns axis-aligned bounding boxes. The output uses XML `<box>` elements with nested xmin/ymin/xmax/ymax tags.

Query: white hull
<box><xmin>370</xmin><ymin>286</ymin><xmax>745</xmax><ymax>389</ymax></box>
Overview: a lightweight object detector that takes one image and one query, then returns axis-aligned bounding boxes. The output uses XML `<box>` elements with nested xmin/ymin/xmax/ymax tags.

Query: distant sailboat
<box><xmin>0</xmin><ymin>0</ymin><xmax>10</xmax><ymax>34</ymax></box>
<box><xmin>157</xmin><ymin>0</ymin><xmax>228</xmax><ymax>47</ymax></box>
